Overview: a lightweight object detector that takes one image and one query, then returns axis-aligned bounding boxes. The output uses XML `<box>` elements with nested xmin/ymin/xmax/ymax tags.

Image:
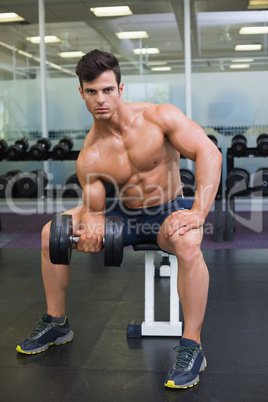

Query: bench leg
<box><xmin>127</xmin><ymin>250</ymin><xmax>182</xmax><ymax>337</ymax></box>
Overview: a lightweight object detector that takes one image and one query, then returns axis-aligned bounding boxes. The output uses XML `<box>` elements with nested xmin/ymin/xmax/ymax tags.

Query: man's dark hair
<box><xmin>76</xmin><ymin>49</ymin><xmax>121</xmax><ymax>88</ymax></box>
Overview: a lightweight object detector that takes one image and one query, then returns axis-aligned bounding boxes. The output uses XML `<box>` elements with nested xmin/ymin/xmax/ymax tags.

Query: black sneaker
<box><xmin>16</xmin><ymin>314</ymin><xmax>74</xmax><ymax>354</ymax></box>
<box><xmin>164</xmin><ymin>338</ymin><xmax>207</xmax><ymax>389</ymax></box>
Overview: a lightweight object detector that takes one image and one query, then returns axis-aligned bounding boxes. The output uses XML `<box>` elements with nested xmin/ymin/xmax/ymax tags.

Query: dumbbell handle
<box><xmin>70</xmin><ymin>236</ymin><xmax>106</xmax><ymax>245</ymax></box>
<box><xmin>70</xmin><ymin>236</ymin><xmax>79</xmax><ymax>244</ymax></box>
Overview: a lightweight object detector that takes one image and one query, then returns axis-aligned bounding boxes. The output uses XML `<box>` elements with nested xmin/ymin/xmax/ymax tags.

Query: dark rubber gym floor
<box><xmin>0</xmin><ymin>247</ymin><xmax>267</xmax><ymax>401</ymax></box>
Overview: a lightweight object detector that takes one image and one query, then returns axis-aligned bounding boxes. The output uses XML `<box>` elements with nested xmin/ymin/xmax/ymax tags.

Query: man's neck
<box><xmin>94</xmin><ymin>101</ymin><xmax>130</xmax><ymax>136</ymax></box>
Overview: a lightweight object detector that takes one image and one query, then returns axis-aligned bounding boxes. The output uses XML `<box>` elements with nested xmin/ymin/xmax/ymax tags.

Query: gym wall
<box><xmin>0</xmin><ymin>71</ymin><xmax>267</xmax><ymax>191</ymax></box>
<box><xmin>1</xmin><ymin>70</ymin><xmax>267</xmax><ymax>135</ymax></box>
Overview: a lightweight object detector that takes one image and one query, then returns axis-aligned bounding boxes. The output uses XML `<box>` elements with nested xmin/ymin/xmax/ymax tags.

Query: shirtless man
<box><xmin>16</xmin><ymin>49</ymin><xmax>222</xmax><ymax>389</ymax></box>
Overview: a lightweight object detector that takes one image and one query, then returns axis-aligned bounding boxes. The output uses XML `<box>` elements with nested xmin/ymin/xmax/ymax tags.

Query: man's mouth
<box><xmin>95</xmin><ymin>108</ymin><xmax>108</xmax><ymax>113</ymax></box>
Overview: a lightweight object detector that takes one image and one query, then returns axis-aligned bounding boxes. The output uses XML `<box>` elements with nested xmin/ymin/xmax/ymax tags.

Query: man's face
<box><xmin>79</xmin><ymin>70</ymin><xmax>124</xmax><ymax>120</ymax></box>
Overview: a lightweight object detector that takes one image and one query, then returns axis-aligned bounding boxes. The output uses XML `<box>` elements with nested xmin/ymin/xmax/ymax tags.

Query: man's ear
<box><xmin>78</xmin><ymin>86</ymin><xmax>85</xmax><ymax>100</ymax></box>
<box><xmin>119</xmin><ymin>82</ymin><xmax>124</xmax><ymax>97</ymax></box>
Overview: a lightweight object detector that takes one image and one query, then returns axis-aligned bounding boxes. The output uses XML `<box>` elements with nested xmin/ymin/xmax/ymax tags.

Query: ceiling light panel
<box><xmin>90</xmin><ymin>6</ymin><xmax>132</xmax><ymax>17</ymax></box>
<box><xmin>116</xmin><ymin>31</ymin><xmax>148</xmax><ymax>39</ymax></box>
<box><xmin>0</xmin><ymin>12</ymin><xmax>25</xmax><ymax>23</ymax></box>
<box><xmin>26</xmin><ymin>35</ymin><xmax>61</xmax><ymax>44</ymax></box>
<box><xmin>151</xmin><ymin>67</ymin><xmax>171</xmax><ymax>71</ymax></box>
<box><xmin>248</xmin><ymin>1</ymin><xmax>268</xmax><ymax>9</ymax></box>
<box><xmin>133</xmin><ymin>48</ymin><xmax>160</xmax><ymax>55</ymax></box>
<box><xmin>239</xmin><ymin>26</ymin><xmax>268</xmax><ymax>34</ymax></box>
<box><xmin>235</xmin><ymin>44</ymin><xmax>262</xmax><ymax>50</ymax></box>
<box><xmin>231</xmin><ymin>58</ymin><xmax>254</xmax><ymax>62</ymax></box>
<box><xmin>58</xmin><ymin>51</ymin><xmax>85</xmax><ymax>58</ymax></box>
<box><xmin>229</xmin><ymin>64</ymin><xmax>250</xmax><ymax>69</ymax></box>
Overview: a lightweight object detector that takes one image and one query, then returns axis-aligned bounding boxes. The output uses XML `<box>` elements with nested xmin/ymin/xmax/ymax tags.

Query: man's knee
<box><xmin>167</xmin><ymin>229</ymin><xmax>202</xmax><ymax>264</ymax></box>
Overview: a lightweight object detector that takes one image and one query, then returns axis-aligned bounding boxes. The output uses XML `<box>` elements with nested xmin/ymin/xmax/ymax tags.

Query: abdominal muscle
<box><xmin>117</xmin><ymin>160</ymin><xmax>183</xmax><ymax>209</ymax></box>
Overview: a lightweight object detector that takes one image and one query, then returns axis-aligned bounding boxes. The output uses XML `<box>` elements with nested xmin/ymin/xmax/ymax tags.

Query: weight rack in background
<box><xmin>224</xmin><ymin>134</ymin><xmax>268</xmax><ymax>242</ymax></box>
<box><xmin>0</xmin><ymin>137</ymin><xmax>80</xmax><ymax>162</ymax></box>
<box><xmin>0</xmin><ymin>137</ymin><xmax>81</xmax><ymax>235</ymax></box>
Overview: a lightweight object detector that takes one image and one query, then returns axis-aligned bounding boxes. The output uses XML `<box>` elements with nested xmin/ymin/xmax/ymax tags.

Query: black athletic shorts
<box><xmin>106</xmin><ymin>195</ymin><xmax>194</xmax><ymax>246</ymax></box>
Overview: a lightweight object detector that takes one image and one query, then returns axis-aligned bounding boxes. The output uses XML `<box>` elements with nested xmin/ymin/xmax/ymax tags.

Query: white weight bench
<box><xmin>127</xmin><ymin>243</ymin><xmax>182</xmax><ymax>337</ymax></box>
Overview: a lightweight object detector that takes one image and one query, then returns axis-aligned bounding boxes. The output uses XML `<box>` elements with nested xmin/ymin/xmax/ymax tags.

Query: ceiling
<box><xmin>0</xmin><ymin>0</ymin><xmax>267</xmax><ymax>79</ymax></box>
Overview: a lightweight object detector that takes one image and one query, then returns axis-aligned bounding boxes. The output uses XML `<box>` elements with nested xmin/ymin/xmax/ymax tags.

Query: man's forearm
<box><xmin>192</xmin><ymin>149</ymin><xmax>222</xmax><ymax>220</ymax></box>
<box><xmin>79</xmin><ymin>208</ymin><xmax>105</xmax><ymax>236</ymax></box>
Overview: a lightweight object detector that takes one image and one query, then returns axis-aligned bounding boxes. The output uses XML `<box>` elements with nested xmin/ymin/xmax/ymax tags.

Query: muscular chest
<box><xmin>111</xmin><ymin>127</ymin><xmax>165</xmax><ymax>182</ymax></box>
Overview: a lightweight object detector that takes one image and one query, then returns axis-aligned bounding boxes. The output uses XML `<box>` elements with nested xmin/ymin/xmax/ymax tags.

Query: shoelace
<box><xmin>173</xmin><ymin>345</ymin><xmax>198</xmax><ymax>370</ymax></box>
<box><xmin>29</xmin><ymin>317</ymin><xmax>51</xmax><ymax>339</ymax></box>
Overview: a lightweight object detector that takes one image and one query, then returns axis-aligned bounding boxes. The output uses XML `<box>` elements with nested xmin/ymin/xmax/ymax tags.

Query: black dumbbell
<box><xmin>62</xmin><ymin>173</ymin><xmax>82</xmax><ymax>198</ymax></box>
<box><xmin>49</xmin><ymin>214</ymin><xmax>124</xmax><ymax>266</ymax></box>
<box><xmin>180</xmin><ymin>169</ymin><xmax>195</xmax><ymax>197</ymax></box>
<box><xmin>257</xmin><ymin>134</ymin><xmax>268</xmax><ymax>155</ymax></box>
<box><xmin>226</xmin><ymin>168</ymin><xmax>250</xmax><ymax>192</ymax></box>
<box><xmin>6</xmin><ymin>138</ymin><xmax>29</xmax><ymax>160</ymax></box>
<box><xmin>0</xmin><ymin>139</ymin><xmax>8</xmax><ymax>155</ymax></box>
<box><xmin>16</xmin><ymin>170</ymin><xmax>48</xmax><ymax>197</ymax></box>
<box><xmin>208</xmin><ymin>135</ymin><xmax>218</xmax><ymax>147</ymax></box>
<box><xmin>0</xmin><ymin>170</ymin><xmax>22</xmax><ymax>198</ymax></box>
<box><xmin>52</xmin><ymin>137</ymin><xmax>74</xmax><ymax>160</ymax></box>
<box><xmin>253</xmin><ymin>168</ymin><xmax>268</xmax><ymax>195</ymax></box>
<box><xmin>29</xmin><ymin>138</ymin><xmax>51</xmax><ymax>160</ymax></box>
<box><xmin>231</xmin><ymin>135</ymin><xmax>247</xmax><ymax>156</ymax></box>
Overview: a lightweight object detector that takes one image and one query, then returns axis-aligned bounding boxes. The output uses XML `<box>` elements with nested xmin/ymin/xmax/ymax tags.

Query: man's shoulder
<box><xmin>138</xmin><ymin>103</ymin><xmax>182</xmax><ymax>125</ymax></box>
<box><xmin>128</xmin><ymin>102</ymin><xmax>177</xmax><ymax>121</ymax></box>
<box><xmin>77</xmin><ymin>143</ymin><xmax>100</xmax><ymax>173</ymax></box>
<box><xmin>127</xmin><ymin>101</ymin><xmax>154</xmax><ymax>114</ymax></box>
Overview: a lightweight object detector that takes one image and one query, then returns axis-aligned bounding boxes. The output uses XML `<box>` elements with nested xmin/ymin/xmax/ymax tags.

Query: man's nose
<box><xmin>97</xmin><ymin>92</ymin><xmax>105</xmax><ymax>103</ymax></box>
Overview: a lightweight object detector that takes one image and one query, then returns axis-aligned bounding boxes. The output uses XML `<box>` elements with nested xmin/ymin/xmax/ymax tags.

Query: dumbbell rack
<box><xmin>225</xmin><ymin>147</ymin><xmax>268</xmax><ymax>241</ymax></box>
<box><xmin>0</xmin><ymin>151</ymin><xmax>80</xmax><ymax>162</ymax></box>
<box><xmin>0</xmin><ymin>146</ymin><xmax>82</xmax><ymax>231</ymax></box>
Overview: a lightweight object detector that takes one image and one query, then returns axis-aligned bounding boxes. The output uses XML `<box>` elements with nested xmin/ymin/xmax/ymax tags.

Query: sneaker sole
<box><xmin>16</xmin><ymin>330</ymin><xmax>74</xmax><ymax>355</ymax></box>
<box><xmin>164</xmin><ymin>357</ymin><xmax>207</xmax><ymax>389</ymax></box>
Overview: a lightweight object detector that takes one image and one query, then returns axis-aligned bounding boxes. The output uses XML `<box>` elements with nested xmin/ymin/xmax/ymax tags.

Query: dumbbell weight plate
<box><xmin>49</xmin><ymin>214</ymin><xmax>124</xmax><ymax>266</ymax></box>
<box><xmin>63</xmin><ymin>174</ymin><xmax>81</xmax><ymax>197</ymax></box>
<box><xmin>32</xmin><ymin>170</ymin><xmax>49</xmax><ymax>188</ymax></box>
<box><xmin>180</xmin><ymin>169</ymin><xmax>195</xmax><ymax>186</ymax></box>
<box><xmin>257</xmin><ymin>134</ymin><xmax>268</xmax><ymax>155</ymax></box>
<box><xmin>0</xmin><ymin>139</ymin><xmax>8</xmax><ymax>154</ymax></box>
<box><xmin>52</xmin><ymin>138</ymin><xmax>74</xmax><ymax>160</ymax></box>
<box><xmin>180</xmin><ymin>169</ymin><xmax>195</xmax><ymax>197</ymax></box>
<box><xmin>226</xmin><ymin>168</ymin><xmax>250</xmax><ymax>192</ymax></box>
<box><xmin>253</xmin><ymin>168</ymin><xmax>268</xmax><ymax>194</ymax></box>
<box><xmin>38</xmin><ymin>138</ymin><xmax>51</xmax><ymax>150</ymax></box>
<box><xmin>0</xmin><ymin>170</ymin><xmax>22</xmax><ymax>197</ymax></box>
<box><xmin>16</xmin><ymin>139</ymin><xmax>29</xmax><ymax>152</ymax></box>
<box><xmin>49</xmin><ymin>214</ymin><xmax>73</xmax><ymax>265</ymax></box>
<box><xmin>29</xmin><ymin>138</ymin><xmax>51</xmax><ymax>159</ymax></box>
<box><xmin>16</xmin><ymin>173</ymin><xmax>37</xmax><ymax>197</ymax></box>
<box><xmin>61</xmin><ymin>137</ymin><xmax>74</xmax><ymax>151</ymax></box>
<box><xmin>104</xmin><ymin>216</ymin><xmax>124</xmax><ymax>267</ymax></box>
<box><xmin>16</xmin><ymin>171</ymin><xmax>47</xmax><ymax>197</ymax></box>
<box><xmin>231</xmin><ymin>134</ymin><xmax>247</xmax><ymax>156</ymax></box>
